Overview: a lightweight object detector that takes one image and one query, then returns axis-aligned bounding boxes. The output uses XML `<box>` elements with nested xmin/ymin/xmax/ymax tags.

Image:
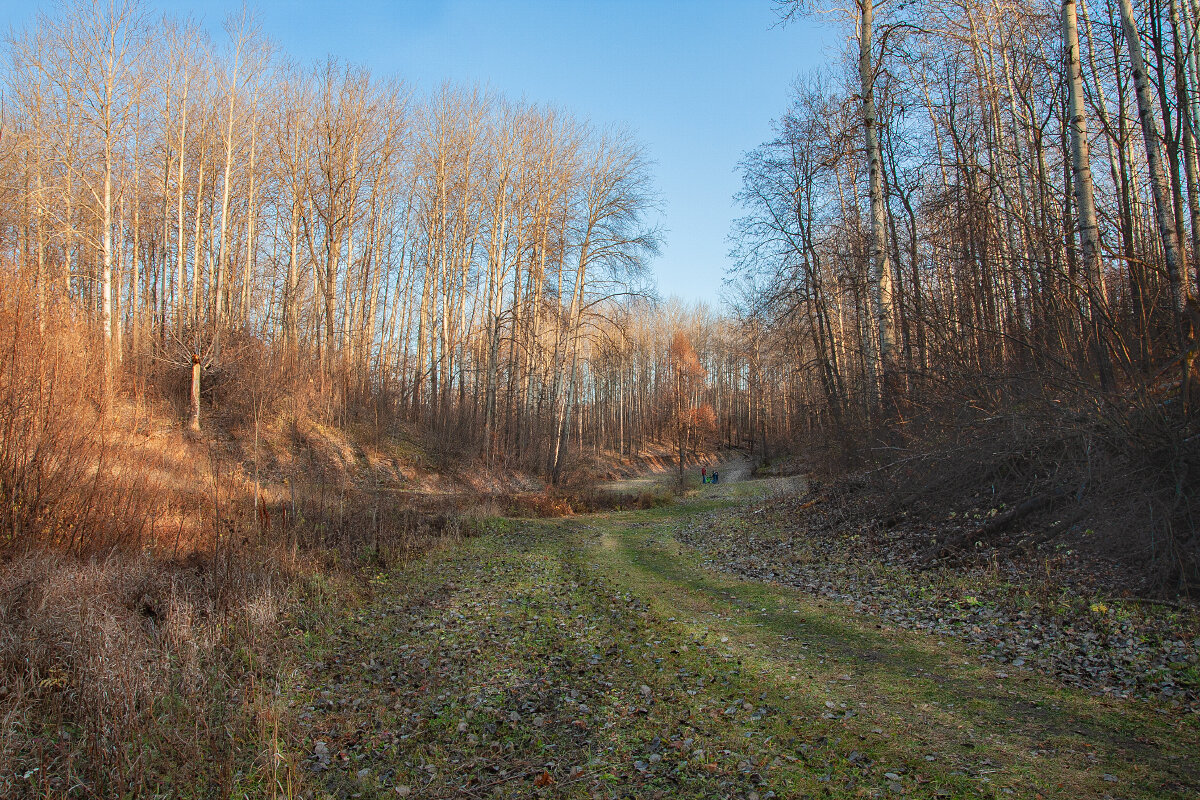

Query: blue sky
<box><xmin>4</xmin><ymin>0</ymin><xmax>837</xmax><ymax>305</ymax></box>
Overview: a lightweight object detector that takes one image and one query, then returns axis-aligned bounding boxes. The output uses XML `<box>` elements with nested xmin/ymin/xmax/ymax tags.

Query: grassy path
<box><xmin>596</xmin><ymin>453</ymin><xmax>755</xmax><ymax>494</ymax></box>
<box><xmin>291</xmin><ymin>489</ymin><xmax>1198</xmax><ymax>799</ymax></box>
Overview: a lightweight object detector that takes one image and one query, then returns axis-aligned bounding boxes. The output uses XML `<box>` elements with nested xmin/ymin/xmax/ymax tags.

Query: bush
<box><xmin>855</xmin><ymin>387</ymin><xmax>1200</xmax><ymax>595</ymax></box>
<box><xmin>0</xmin><ymin>276</ymin><xmax>171</xmax><ymax>555</ymax></box>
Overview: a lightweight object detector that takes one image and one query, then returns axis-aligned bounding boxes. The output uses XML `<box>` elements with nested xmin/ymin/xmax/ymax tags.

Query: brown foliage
<box><xmin>0</xmin><ymin>275</ymin><xmax>174</xmax><ymax>555</ymax></box>
<box><xmin>0</xmin><ymin>274</ymin><xmax>476</xmax><ymax>793</ymax></box>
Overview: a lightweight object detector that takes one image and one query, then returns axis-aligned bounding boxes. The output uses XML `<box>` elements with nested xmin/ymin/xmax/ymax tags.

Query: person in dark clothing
<box><xmin>712</xmin><ymin>471</ymin><xmax>719</xmax><ymax>484</ymax></box>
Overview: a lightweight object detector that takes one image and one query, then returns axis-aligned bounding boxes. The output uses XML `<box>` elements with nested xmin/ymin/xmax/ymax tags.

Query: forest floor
<box><xmin>287</xmin><ymin>469</ymin><xmax>1199</xmax><ymax>799</ymax></box>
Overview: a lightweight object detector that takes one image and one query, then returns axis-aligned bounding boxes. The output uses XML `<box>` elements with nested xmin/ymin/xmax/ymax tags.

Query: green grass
<box><xmin>289</xmin><ymin>491</ymin><xmax>1199</xmax><ymax>799</ymax></box>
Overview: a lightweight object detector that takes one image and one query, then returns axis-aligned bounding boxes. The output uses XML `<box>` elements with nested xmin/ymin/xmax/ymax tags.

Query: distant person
<box><xmin>712</xmin><ymin>471</ymin><xmax>719</xmax><ymax>484</ymax></box>
<box><xmin>701</xmin><ymin>467</ymin><xmax>707</xmax><ymax>484</ymax></box>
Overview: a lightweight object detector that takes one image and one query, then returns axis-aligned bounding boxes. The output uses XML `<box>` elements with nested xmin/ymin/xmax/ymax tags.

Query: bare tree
<box><xmin>54</xmin><ymin>0</ymin><xmax>149</xmax><ymax>399</ymax></box>
<box><xmin>1064</xmin><ymin>0</ymin><xmax>1113</xmax><ymax>387</ymax></box>
<box><xmin>1119</xmin><ymin>0</ymin><xmax>1188</xmax><ymax>335</ymax></box>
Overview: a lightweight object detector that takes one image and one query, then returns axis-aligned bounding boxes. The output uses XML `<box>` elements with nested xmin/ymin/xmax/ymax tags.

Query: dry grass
<box><xmin>0</xmin><ymin>278</ymin><xmax>461</xmax><ymax>796</ymax></box>
<box><xmin>0</xmin><ymin>545</ymin><xmax>316</xmax><ymax>797</ymax></box>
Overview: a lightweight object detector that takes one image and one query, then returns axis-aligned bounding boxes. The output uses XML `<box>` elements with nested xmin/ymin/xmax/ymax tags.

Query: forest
<box><xmin>733</xmin><ymin>0</ymin><xmax>1200</xmax><ymax>590</ymax></box>
<box><xmin>0</xmin><ymin>0</ymin><xmax>1198</xmax><ymax>797</ymax></box>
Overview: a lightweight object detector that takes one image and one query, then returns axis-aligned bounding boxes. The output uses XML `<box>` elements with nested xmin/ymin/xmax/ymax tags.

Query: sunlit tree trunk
<box><xmin>857</xmin><ymin>0</ymin><xmax>896</xmax><ymax>408</ymax></box>
<box><xmin>1120</xmin><ymin>0</ymin><xmax>1188</xmax><ymax>335</ymax></box>
<box><xmin>1064</xmin><ymin>0</ymin><xmax>1113</xmax><ymax>387</ymax></box>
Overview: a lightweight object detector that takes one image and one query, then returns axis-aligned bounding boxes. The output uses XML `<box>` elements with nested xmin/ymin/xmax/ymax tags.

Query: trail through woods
<box><xmin>597</xmin><ymin>454</ymin><xmax>759</xmax><ymax>495</ymax></box>
<box><xmin>290</xmin><ymin>476</ymin><xmax>1198</xmax><ymax>799</ymax></box>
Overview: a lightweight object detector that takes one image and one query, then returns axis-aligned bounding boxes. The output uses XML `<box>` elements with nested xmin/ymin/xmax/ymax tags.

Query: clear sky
<box><xmin>3</xmin><ymin>0</ymin><xmax>838</xmax><ymax>306</ymax></box>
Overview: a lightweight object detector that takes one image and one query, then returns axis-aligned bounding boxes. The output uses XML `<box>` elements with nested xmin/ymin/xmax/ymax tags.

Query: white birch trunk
<box><xmin>858</xmin><ymin>0</ymin><xmax>896</xmax><ymax>404</ymax></box>
<box><xmin>1119</xmin><ymin>0</ymin><xmax>1188</xmax><ymax>325</ymax></box>
<box><xmin>1064</xmin><ymin>0</ymin><xmax>1112</xmax><ymax>386</ymax></box>
<box><xmin>214</xmin><ymin>53</ymin><xmax>241</xmax><ymax>356</ymax></box>
<box><xmin>175</xmin><ymin>74</ymin><xmax>189</xmax><ymax>332</ymax></box>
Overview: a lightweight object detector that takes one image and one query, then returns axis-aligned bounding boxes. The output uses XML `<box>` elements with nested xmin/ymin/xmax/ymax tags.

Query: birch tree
<box><xmin>1064</xmin><ymin>0</ymin><xmax>1113</xmax><ymax>387</ymax></box>
<box><xmin>60</xmin><ymin>0</ymin><xmax>149</xmax><ymax>398</ymax></box>
<box><xmin>1119</xmin><ymin>0</ymin><xmax>1188</xmax><ymax>335</ymax></box>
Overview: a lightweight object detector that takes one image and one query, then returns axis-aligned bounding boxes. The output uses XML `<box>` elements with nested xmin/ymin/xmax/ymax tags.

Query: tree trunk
<box><xmin>102</xmin><ymin>133</ymin><xmax>115</xmax><ymax>402</ymax></box>
<box><xmin>1170</xmin><ymin>0</ymin><xmax>1200</xmax><ymax>289</ymax></box>
<box><xmin>190</xmin><ymin>354</ymin><xmax>201</xmax><ymax>431</ymax></box>
<box><xmin>1120</xmin><ymin>0</ymin><xmax>1188</xmax><ymax>336</ymax></box>
<box><xmin>214</xmin><ymin>57</ymin><xmax>240</xmax><ymax>360</ymax></box>
<box><xmin>1064</xmin><ymin>0</ymin><xmax>1113</xmax><ymax>388</ymax></box>
<box><xmin>176</xmin><ymin>75</ymin><xmax>189</xmax><ymax>333</ymax></box>
<box><xmin>858</xmin><ymin>0</ymin><xmax>897</xmax><ymax>408</ymax></box>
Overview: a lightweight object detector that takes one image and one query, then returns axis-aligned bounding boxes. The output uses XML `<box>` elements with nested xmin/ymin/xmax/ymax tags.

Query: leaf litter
<box><xmin>674</xmin><ymin>491</ymin><xmax>1200</xmax><ymax>710</ymax></box>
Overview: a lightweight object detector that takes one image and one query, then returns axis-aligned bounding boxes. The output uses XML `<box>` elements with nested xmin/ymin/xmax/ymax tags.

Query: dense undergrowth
<box><xmin>796</xmin><ymin>377</ymin><xmax>1200</xmax><ymax>598</ymax></box>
